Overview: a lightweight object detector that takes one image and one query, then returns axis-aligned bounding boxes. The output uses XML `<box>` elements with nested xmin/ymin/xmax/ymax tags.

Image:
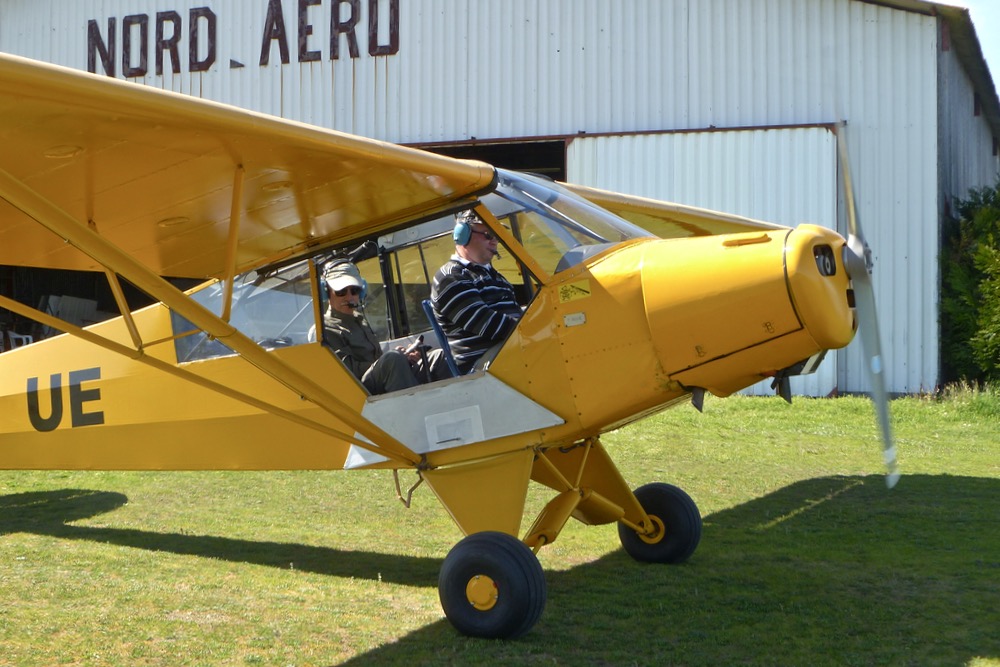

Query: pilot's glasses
<box><xmin>471</xmin><ymin>229</ymin><xmax>497</xmax><ymax>241</ymax></box>
<box><xmin>333</xmin><ymin>286</ymin><xmax>362</xmax><ymax>297</ymax></box>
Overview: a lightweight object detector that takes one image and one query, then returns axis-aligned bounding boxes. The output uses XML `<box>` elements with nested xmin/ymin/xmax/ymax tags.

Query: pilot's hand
<box><xmin>395</xmin><ymin>345</ymin><xmax>423</xmax><ymax>366</ymax></box>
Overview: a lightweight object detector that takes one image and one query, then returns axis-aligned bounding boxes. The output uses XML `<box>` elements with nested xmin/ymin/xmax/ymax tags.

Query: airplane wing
<box><xmin>0</xmin><ymin>53</ymin><xmax>501</xmax><ymax>467</ymax></box>
<box><xmin>563</xmin><ymin>182</ymin><xmax>789</xmax><ymax>238</ymax></box>
<box><xmin>0</xmin><ymin>53</ymin><xmax>495</xmax><ymax>279</ymax></box>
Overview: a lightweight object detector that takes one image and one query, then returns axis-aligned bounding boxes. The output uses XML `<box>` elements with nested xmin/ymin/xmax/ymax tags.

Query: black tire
<box><xmin>438</xmin><ymin>531</ymin><xmax>546</xmax><ymax>639</ymax></box>
<box><xmin>618</xmin><ymin>482</ymin><xmax>702</xmax><ymax>564</ymax></box>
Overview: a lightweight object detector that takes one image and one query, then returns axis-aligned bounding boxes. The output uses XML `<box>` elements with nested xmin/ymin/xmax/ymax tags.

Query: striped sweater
<box><xmin>430</xmin><ymin>256</ymin><xmax>521</xmax><ymax>373</ymax></box>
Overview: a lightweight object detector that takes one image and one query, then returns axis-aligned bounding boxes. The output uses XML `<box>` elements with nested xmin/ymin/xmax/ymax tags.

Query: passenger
<box><xmin>430</xmin><ymin>209</ymin><xmax>522</xmax><ymax>373</ymax></box>
<box><xmin>321</xmin><ymin>261</ymin><xmax>421</xmax><ymax>394</ymax></box>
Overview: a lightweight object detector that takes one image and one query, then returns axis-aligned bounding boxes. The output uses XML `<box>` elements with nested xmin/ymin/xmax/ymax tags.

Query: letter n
<box><xmin>87</xmin><ymin>18</ymin><xmax>116</xmax><ymax>76</ymax></box>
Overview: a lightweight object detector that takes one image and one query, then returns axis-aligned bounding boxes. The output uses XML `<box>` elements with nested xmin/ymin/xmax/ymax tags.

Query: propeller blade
<box><xmin>836</xmin><ymin>124</ymin><xmax>900</xmax><ymax>488</ymax></box>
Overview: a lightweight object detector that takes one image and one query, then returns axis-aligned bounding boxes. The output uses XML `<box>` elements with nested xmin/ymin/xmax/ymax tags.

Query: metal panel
<box><xmin>567</xmin><ymin>126</ymin><xmax>840</xmax><ymax>397</ymax></box>
<box><xmin>939</xmin><ymin>22</ymin><xmax>1000</xmax><ymax>207</ymax></box>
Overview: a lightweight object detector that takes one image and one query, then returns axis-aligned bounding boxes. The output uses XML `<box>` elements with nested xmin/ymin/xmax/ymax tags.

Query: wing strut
<box><xmin>102</xmin><ymin>266</ymin><xmax>143</xmax><ymax>350</ymax></box>
<box><xmin>0</xmin><ymin>167</ymin><xmax>421</xmax><ymax>467</ymax></box>
<box><xmin>221</xmin><ymin>165</ymin><xmax>245</xmax><ymax>322</ymax></box>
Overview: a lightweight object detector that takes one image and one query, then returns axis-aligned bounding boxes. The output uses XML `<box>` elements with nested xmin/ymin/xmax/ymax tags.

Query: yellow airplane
<box><xmin>0</xmin><ymin>53</ymin><xmax>897</xmax><ymax>639</ymax></box>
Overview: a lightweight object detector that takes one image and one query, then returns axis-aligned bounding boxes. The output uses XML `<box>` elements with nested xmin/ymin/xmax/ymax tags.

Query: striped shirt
<box><xmin>430</xmin><ymin>255</ymin><xmax>521</xmax><ymax>373</ymax></box>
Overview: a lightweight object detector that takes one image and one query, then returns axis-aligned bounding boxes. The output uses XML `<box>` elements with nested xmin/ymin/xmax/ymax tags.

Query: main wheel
<box><xmin>438</xmin><ymin>531</ymin><xmax>546</xmax><ymax>639</ymax></box>
<box><xmin>618</xmin><ymin>482</ymin><xmax>702</xmax><ymax>564</ymax></box>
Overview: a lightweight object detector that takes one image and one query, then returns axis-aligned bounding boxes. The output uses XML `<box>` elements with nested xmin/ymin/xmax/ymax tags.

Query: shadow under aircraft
<box><xmin>3</xmin><ymin>474</ymin><xmax>997</xmax><ymax>665</ymax></box>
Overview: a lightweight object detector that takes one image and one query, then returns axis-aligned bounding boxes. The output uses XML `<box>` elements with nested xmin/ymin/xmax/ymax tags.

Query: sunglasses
<box><xmin>470</xmin><ymin>229</ymin><xmax>497</xmax><ymax>241</ymax></box>
<box><xmin>333</xmin><ymin>286</ymin><xmax>362</xmax><ymax>297</ymax></box>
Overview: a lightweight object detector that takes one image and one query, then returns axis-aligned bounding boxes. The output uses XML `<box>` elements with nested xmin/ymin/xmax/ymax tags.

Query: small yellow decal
<box><xmin>558</xmin><ymin>281</ymin><xmax>592</xmax><ymax>303</ymax></box>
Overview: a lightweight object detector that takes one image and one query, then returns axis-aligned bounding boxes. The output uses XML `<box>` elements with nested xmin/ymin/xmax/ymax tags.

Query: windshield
<box><xmin>481</xmin><ymin>170</ymin><xmax>654</xmax><ymax>274</ymax></box>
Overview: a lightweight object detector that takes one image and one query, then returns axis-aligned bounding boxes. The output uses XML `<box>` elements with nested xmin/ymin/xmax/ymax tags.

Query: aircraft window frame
<box><xmin>480</xmin><ymin>170</ymin><xmax>655</xmax><ymax>275</ymax></box>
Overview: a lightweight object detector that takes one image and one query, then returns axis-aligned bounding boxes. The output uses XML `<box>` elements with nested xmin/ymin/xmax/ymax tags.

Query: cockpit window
<box><xmin>171</xmin><ymin>260</ymin><xmax>315</xmax><ymax>363</ymax></box>
<box><xmin>168</xmin><ymin>170</ymin><xmax>648</xmax><ymax>363</ymax></box>
<box><xmin>481</xmin><ymin>170</ymin><xmax>654</xmax><ymax>274</ymax></box>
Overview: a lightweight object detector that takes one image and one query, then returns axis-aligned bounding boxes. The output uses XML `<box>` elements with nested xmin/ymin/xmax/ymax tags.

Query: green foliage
<box><xmin>972</xmin><ymin>246</ymin><xmax>1000</xmax><ymax>376</ymax></box>
<box><xmin>941</xmin><ymin>179</ymin><xmax>1000</xmax><ymax>382</ymax></box>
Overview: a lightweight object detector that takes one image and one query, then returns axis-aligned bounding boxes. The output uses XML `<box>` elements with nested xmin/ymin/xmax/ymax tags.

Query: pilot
<box><xmin>430</xmin><ymin>209</ymin><xmax>522</xmax><ymax>373</ymax></box>
<box><xmin>321</xmin><ymin>261</ymin><xmax>421</xmax><ymax>394</ymax></box>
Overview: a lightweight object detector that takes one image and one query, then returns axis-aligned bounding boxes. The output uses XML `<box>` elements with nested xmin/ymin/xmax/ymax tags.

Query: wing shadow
<box><xmin>0</xmin><ymin>488</ymin><xmax>439</xmax><ymax>586</ymax></box>
<box><xmin>3</xmin><ymin>475</ymin><xmax>999</xmax><ymax>665</ymax></box>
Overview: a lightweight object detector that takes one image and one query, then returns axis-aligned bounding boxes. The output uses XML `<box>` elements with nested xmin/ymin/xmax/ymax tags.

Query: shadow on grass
<box><xmin>3</xmin><ymin>476</ymin><xmax>999</xmax><ymax>665</ymax></box>
<box><xmin>0</xmin><ymin>488</ymin><xmax>440</xmax><ymax>587</ymax></box>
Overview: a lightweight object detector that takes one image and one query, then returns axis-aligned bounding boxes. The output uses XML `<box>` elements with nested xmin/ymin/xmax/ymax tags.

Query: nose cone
<box><xmin>784</xmin><ymin>224</ymin><xmax>856</xmax><ymax>350</ymax></box>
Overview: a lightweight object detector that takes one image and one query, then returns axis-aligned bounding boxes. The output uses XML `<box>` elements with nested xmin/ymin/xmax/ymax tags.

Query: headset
<box><xmin>453</xmin><ymin>209</ymin><xmax>478</xmax><ymax>246</ymax></box>
<box><xmin>453</xmin><ymin>209</ymin><xmax>502</xmax><ymax>259</ymax></box>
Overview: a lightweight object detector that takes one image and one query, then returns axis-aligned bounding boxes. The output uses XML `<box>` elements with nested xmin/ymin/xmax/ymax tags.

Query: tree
<box><xmin>940</xmin><ymin>180</ymin><xmax>1000</xmax><ymax>383</ymax></box>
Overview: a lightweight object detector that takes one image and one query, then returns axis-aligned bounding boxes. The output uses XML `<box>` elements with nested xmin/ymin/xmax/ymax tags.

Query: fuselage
<box><xmin>0</xmin><ymin>172</ymin><xmax>856</xmax><ymax>471</ymax></box>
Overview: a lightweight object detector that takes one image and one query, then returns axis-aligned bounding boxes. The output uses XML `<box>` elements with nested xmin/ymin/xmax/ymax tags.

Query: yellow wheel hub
<box><xmin>638</xmin><ymin>515</ymin><xmax>666</xmax><ymax>545</ymax></box>
<box><xmin>465</xmin><ymin>574</ymin><xmax>499</xmax><ymax>611</ymax></box>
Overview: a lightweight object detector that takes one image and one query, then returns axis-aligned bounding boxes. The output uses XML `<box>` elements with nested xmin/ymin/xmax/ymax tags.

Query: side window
<box><xmin>353</xmin><ymin>256</ymin><xmax>390</xmax><ymax>340</ymax></box>
<box><xmin>386</xmin><ymin>239</ymin><xmax>452</xmax><ymax>336</ymax></box>
<box><xmin>373</xmin><ymin>224</ymin><xmax>534</xmax><ymax>341</ymax></box>
<box><xmin>172</xmin><ymin>261</ymin><xmax>316</xmax><ymax>363</ymax></box>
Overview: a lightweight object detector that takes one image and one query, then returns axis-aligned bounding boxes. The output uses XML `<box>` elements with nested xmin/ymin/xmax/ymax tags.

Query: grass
<box><xmin>1</xmin><ymin>386</ymin><xmax>998</xmax><ymax>666</ymax></box>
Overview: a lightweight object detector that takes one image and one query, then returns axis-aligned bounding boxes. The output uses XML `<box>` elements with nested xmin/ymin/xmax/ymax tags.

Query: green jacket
<box><xmin>322</xmin><ymin>308</ymin><xmax>381</xmax><ymax>380</ymax></box>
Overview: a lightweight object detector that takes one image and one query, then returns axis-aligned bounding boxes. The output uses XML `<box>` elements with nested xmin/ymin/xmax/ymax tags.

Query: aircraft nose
<box><xmin>783</xmin><ymin>224</ymin><xmax>856</xmax><ymax>351</ymax></box>
<box><xmin>636</xmin><ymin>225</ymin><xmax>856</xmax><ymax>397</ymax></box>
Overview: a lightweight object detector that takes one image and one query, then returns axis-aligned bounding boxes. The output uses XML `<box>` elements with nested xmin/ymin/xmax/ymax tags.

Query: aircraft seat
<box><xmin>421</xmin><ymin>299</ymin><xmax>460</xmax><ymax>377</ymax></box>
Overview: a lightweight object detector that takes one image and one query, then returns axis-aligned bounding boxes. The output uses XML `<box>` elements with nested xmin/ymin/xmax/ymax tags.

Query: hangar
<box><xmin>1</xmin><ymin>0</ymin><xmax>998</xmax><ymax>395</ymax></box>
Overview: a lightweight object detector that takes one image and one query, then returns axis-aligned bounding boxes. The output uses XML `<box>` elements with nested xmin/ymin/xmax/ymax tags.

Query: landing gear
<box><xmin>618</xmin><ymin>482</ymin><xmax>702</xmax><ymax>563</ymax></box>
<box><xmin>438</xmin><ymin>531</ymin><xmax>546</xmax><ymax>639</ymax></box>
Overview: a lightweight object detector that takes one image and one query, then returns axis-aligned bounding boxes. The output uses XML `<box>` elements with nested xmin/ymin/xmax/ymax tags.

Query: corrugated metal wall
<box><xmin>0</xmin><ymin>1</ymin><xmax>942</xmax><ymax>141</ymax></box>
<box><xmin>938</xmin><ymin>21</ymin><xmax>1000</xmax><ymax>209</ymax></box>
<box><xmin>2</xmin><ymin>0</ymin><xmax>994</xmax><ymax>394</ymax></box>
<box><xmin>567</xmin><ymin>126</ymin><xmax>839</xmax><ymax>397</ymax></box>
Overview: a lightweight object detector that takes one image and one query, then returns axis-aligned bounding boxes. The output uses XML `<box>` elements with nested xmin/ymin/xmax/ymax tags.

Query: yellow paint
<box><xmin>422</xmin><ymin>449</ymin><xmax>535</xmax><ymax>537</ymax></box>
<box><xmin>0</xmin><ymin>53</ymin><xmax>494</xmax><ymax>278</ymax></box>
<box><xmin>466</xmin><ymin>575</ymin><xmax>499</xmax><ymax>611</ymax></box>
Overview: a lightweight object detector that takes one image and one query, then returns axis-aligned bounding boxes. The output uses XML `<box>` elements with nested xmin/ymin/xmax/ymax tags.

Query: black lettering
<box><xmin>368</xmin><ymin>0</ymin><xmax>399</xmax><ymax>56</ymax></box>
<box><xmin>299</xmin><ymin>0</ymin><xmax>322</xmax><ymax>63</ymax></box>
<box><xmin>87</xmin><ymin>18</ymin><xmax>116</xmax><ymax>76</ymax></box>
<box><xmin>26</xmin><ymin>374</ymin><xmax>63</xmax><ymax>433</ymax></box>
<box><xmin>189</xmin><ymin>7</ymin><xmax>217</xmax><ymax>72</ymax></box>
<box><xmin>155</xmin><ymin>11</ymin><xmax>182</xmax><ymax>75</ymax></box>
<box><xmin>260</xmin><ymin>0</ymin><xmax>291</xmax><ymax>66</ymax></box>
<box><xmin>69</xmin><ymin>368</ymin><xmax>105</xmax><ymax>428</ymax></box>
<box><xmin>122</xmin><ymin>14</ymin><xmax>149</xmax><ymax>78</ymax></box>
<box><xmin>331</xmin><ymin>0</ymin><xmax>360</xmax><ymax>59</ymax></box>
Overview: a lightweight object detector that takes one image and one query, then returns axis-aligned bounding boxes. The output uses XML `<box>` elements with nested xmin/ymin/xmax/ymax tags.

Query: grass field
<box><xmin>1</xmin><ymin>387</ymin><xmax>998</xmax><ymax>666</ymax></box>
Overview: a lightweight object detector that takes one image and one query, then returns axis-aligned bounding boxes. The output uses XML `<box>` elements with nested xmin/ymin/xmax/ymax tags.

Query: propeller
<box><xmin>836</xmin><ymin>123</ymin><xmax>900</xmax><ymax>488</ymax></box>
